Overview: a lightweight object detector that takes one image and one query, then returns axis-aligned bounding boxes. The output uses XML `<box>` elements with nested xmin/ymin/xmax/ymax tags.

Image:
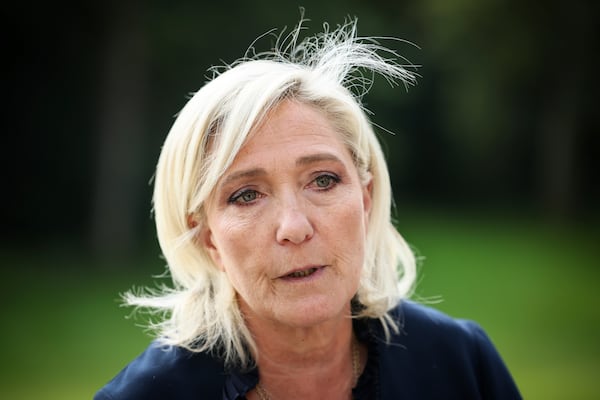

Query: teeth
<box><xmin>288</xmin><ymin>268</ymin><xmax>317</xmax><ymax>278</ymax></box>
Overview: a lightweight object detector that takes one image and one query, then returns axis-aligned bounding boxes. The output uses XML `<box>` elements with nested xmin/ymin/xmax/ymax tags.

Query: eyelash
<box><xmin>311</xmin><ymin>173</ymin><xmax>341</xmax><ymax>190</ymax></box>
<box><xmin>227</xmin><ymin>173</ymin><xmax>341</xmax><ymax>206</ymax></box>
<box><xmin>227</xmin><ymin>188</ymin><xmax>261</xmax><ymax>206</ymax></box>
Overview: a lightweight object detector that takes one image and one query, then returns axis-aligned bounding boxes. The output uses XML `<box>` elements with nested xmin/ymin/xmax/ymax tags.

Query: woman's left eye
<box><xmin>312</xmin><ymin>174</ymin><xmax>340</xmax><ymax>189</ymax></box>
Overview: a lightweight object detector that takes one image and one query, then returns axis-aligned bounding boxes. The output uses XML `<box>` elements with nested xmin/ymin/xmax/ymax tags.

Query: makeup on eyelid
<box><xmin>223</xmin><ymin>168</ymin><xmax>344</xmax><ymax>206</ymax></box>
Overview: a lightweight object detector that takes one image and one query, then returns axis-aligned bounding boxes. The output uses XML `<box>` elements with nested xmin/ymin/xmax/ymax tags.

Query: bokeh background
<box><xmin>3</xmin><ymin>0</ymin><xmax>599</xmax><ymax>399</ymax></box>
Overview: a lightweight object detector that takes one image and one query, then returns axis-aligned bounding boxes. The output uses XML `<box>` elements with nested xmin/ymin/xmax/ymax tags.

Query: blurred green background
<box><xmin>3</xmin><ymin>0</ymin><xmax>598</xmax><ymax>399</ymax></box>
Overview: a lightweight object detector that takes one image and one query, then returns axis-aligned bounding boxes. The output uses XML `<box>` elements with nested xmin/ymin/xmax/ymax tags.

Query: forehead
<box><xmin>234</xmin><ymin>100</ymin><xmax>350</xmax><ymax>162</ymax></box>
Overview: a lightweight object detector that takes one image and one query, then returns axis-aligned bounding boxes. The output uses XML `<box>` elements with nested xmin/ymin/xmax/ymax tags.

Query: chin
<box><xmin>271</xmin><ymin>297</ymin><xmax>351</xmax><ymax>328</ymax></box>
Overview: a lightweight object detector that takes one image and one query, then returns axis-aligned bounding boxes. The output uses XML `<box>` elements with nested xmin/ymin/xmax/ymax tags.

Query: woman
<box><xmin>95</xmin><ymin>18</ymin><xmax>521</xmax><ymax>399</ymax></box>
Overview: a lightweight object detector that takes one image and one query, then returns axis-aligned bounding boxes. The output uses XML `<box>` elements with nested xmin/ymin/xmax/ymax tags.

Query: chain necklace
<box><xmin>254</xmin><ymin>339</ymin><xmax>361</xmax><ymax>400</ymax></box>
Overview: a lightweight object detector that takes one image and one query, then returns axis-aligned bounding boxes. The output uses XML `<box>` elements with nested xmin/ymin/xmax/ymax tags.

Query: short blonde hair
<box><xmin>126</xmin><ymin>17</ymin><xmax>417</xmax><ymax>368</ymax></box>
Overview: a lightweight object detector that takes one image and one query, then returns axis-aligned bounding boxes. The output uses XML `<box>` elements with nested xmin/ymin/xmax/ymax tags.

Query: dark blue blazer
<box><xmin>94</xmin><ymin>301</ymin><xmax>522</xmax><ymax>399</ymax></box>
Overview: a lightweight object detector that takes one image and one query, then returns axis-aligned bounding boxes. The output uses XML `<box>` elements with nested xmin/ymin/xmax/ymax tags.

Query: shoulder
<box><xmin>94</xmin><ymin>341</ymin><xmax>226</xmax><ymax>400</ymax></box>
<box><xmin>394</xmin><ymin>300</ymin><xmax>486</xmax><ymax>344</ymax></box>
<box><xmin>381</xmin><ymin>301</ymin><xmax>495</xmax><ymax>366</ymax></box>
<box><xmin>372</xmin><ymin>301</ymin><xmax>522</xmax><ymax>399</ymax></box>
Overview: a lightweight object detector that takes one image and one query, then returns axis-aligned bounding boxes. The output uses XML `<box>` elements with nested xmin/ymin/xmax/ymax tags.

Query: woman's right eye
<box><xmin>228</xmin><ymin>189</ymin><xmax>260</xmax><ymax>205</ymax></box>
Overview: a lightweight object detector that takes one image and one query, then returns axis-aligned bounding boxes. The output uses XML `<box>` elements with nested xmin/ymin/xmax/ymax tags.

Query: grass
<box><xmin>399</xmin><ymin>210</ymin><xmax>600</xmax><ymax>399</ymax></box>
<box><xmin>0</xmin><ymin>210</ymin><xmax>598</xmax><ymax>399</ymax></box>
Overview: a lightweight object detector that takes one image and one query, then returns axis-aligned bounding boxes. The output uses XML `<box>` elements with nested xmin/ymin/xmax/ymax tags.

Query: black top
<box><xmin>94</xmin><ymin>301</ymin><xmax>522</xmax><ymax>399</ymax></box>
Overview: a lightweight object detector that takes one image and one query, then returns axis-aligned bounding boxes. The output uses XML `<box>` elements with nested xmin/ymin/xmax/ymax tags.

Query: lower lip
<box><xmin>280</xmin><ymin>266</ymin><xmax>326</xmax><ymax>282</ymax></box>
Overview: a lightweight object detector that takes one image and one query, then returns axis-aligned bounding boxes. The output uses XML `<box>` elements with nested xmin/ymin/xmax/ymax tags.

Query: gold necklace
<box><xmin>255</xmin><ymin>339</ymin><xmax>361</xmax><ymax>400</ymax></box>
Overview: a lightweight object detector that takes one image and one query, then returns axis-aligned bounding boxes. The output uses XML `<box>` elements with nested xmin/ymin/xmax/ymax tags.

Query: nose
<box><xmin>275</xmin><ymin>199</ymin><xmax>314</xmax><ymax>245</ymax></box>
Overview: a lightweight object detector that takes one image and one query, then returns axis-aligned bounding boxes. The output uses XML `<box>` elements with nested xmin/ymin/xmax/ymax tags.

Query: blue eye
<box><xmin>314</xmin><ymin>174</ymin><xmax>340</xmax><ymax>189</ymax></box>
<box><xmin>229</xmin><ymin>189</ymin><xmax>259</xmax><ymax>205</ymax></box>
<box><xmin>240</xmin><ymin>191</ymin><xmax>257</xmax><ymax>202</ymax></box>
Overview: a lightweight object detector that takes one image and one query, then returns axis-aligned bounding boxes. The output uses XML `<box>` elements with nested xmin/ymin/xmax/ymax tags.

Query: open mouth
<box><xmin>285</xmin><ymin>267</ymin><xmax>319</xmax><ymax>278</ymax></box>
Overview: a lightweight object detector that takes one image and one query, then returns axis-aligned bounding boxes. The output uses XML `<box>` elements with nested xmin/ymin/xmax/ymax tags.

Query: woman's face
<box><xmin>202</xmin><ymin>100</ymin><xmax>372</xmax><ymax>329</ymax></box>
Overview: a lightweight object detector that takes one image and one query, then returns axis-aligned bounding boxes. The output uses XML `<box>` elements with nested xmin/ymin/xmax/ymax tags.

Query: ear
<box><xmin>199</xmin><ymin>225</ymin><xmax>225</xmax><ymax>271</ymax></box>
<box><xmin>188</xmin><ymin>213</ymin><xmax>225</xmax><ymax>271</ymax></box>
<box><xmin>186</xmin><ymin>213</ymin><xmax>199</xmax><ymax>229</ymax></box>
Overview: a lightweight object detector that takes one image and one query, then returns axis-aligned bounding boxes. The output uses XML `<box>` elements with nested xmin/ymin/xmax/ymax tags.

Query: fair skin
<box><xmin>201</xmin><ymin>100</ymin><xmax>371</xmax><ymax>399</ymax></box>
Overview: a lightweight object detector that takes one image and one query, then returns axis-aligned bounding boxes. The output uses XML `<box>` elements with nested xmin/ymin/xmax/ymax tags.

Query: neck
<box><xmin>253</xmin><ymin>317</ymin><xmax>354</xmax><ymax>369</ymax></box>
<box><xmin>245</xmin><ymin>306</ymin><xmax>359</xmax><ymax>399</ymax></box>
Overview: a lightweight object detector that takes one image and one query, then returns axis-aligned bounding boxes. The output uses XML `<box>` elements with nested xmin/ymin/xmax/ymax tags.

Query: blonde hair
<box><xmin>126</xmin><ymin>16</ymin><xmax>418</xmax><ymax>368</ymax></box>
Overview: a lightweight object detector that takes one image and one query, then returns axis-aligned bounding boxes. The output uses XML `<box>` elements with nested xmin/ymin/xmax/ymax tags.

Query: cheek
<box><xmin>328</xmin><ymin>198</ymin><xmax>368</xmax><ymax>263</ymax></box>
<box><xmin>214</xmin><ymin>242</ymin><xmax>254</xmax><ymax>295</ymax></box>
<box><xmin>214</xmin><ymin>234</ymin><xmax>247</xmax><ymax>269</ymax></box>
<box><xmin>345</xmin><ymin>196</ymin><xmax>368</xmax><ymax>234</ymax></box>
<box><xmin>210</xmin><ymin>219</ymin><xmax>263</xmax><ymax>276</ymax></box>
<box><xmin>204</xmin><ymin>218</ymin><xmax>234</xmax><ymax>267</ymax></box>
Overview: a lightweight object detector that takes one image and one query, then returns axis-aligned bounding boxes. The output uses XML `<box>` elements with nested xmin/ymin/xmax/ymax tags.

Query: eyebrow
<box><xmin>222</xmin><ymin>152</ymin><xmax>345</xmax><ymax>186</ymax></box>
<box><xmin>295</xmin><ymin>152</ymin><xmax>344</xmax><ymax>166</ymax></box>
<box><xmin>221</xmin><ymin>168</ymin><xmax>267</xmax><ymax>187</ymax></box>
